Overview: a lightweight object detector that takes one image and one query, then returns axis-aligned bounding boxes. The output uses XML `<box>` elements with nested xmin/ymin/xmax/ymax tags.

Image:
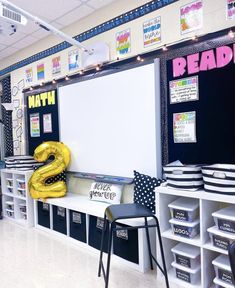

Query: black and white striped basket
<box><xmin>202</xmin><ymin>164</ymin><xmax>235</xmax><ymax>195</ymax></box>
<box><xmin>4</xmin><ymin>156</ymin><xmax>44</xmax><ymax>170</ymax></box>
<box><xmin>163</xmin><ymin>165</ymin><xmax>203</xmax><ymax>191</ymax></box>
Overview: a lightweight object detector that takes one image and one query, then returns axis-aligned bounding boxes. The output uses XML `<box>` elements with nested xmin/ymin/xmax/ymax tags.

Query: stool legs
<box><xmin>153</xmin><ymin>216</ymin><xmax>170</xmax><ymax>288</ymax></box>
<box><xmin>98</xmin><ymin>214</ymin><xmax>107</xmax><ymax>277</ymax></box>
<box><xmin>145</xmin><ymin>217</ymin><xmax>154</xmax><ymax>270</ymax></box>
<box><xmin>105</xmin><ymin>222</ymin><xmax>114</xmax><ymax>288</ymax></box>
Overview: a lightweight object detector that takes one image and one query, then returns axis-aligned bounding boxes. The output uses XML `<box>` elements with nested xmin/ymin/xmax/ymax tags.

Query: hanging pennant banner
<box><xmin>116</xmin><ymin>28</ymin><xmax>131</xmax><ymax>56</ymax></box>
<box><xmin>227</xmin><ymin>0</ymin><xmax>235</xmax><ymax>20</ymax></box>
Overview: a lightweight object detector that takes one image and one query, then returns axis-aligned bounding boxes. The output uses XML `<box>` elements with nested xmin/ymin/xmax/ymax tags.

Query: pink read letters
<box><xmin>173</xmin><ymin>45</ymin><xmax>235</xmax><ymax>77</ymax></box>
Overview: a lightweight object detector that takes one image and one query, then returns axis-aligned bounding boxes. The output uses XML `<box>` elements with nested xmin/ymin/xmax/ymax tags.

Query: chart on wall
<box><xmin>26</xmin><ymin>89</ymin><xmax>59</xmax><ymax>155</ymax></box>
<box><xmin>165</xmin><ymin>42</ymin><xmax>235</xmax><ymax>164</ymax></box>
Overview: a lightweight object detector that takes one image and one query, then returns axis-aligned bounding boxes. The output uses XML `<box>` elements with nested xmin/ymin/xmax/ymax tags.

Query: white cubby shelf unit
<box><xmin>1</xmin><ymin>168</ymin><xmax>34</xmax><ymax>227</ymax></box>
<box><xmin>155</xmin><ymin>186</ymin><xmax>235</xmax><ymax>288</ymax></box>
<box><xmin>34</xmin><ymin>193</ymin><xmax>155</xmax><ymax>273</ymax></box>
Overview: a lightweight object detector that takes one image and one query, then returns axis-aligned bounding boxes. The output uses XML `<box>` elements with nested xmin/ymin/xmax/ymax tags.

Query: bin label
<box><xmin>218</xmin><ymin>219</ymin><xmax>235</xmax><ymax>234</ymax></box>
<box><xmin>57</xmin><ymin>207</ymin><xmax>65</xmax><ymax>217</ymax></box>
<box><xmin>42</xmin><ymin>203</ymin><xmax>49</xmax><ymax>211</ymax></box>
<box><xmin>176</xmin><ymin>268</ymin><xmax>191</xmax><ymax>283</ymax></box>
<box><xmin>212</xmin><ymin>235</ymin><xmax>229</xmax><ymax>250</ymax></box>
<box><xmin>96</xmin><ymin>218</ymin><xmax>104</xmax><ymax>230</ymax></box>
<box><xmin>173</xmin><ymin>224</ymin><xmax>191</xmax><ymax>238</ymax></box>
<box><xmin>218</xmin><ymin>269</ymin><xmax>234</xmax><ymax>285</ymax></box>
<box><xmin>176</xmin><ymin>254</ymin><xmax>191</xmax><ymax>268</ymax></box>
<box><xmin>72</xmin><ymin>212</ymin><xmax>81</xmax><ymax>224</ymax></box>
<box><xmin>116</xmin><ymin>225</ymin><xmax>128</xmax><ymax>240</ymax></box>
<box><xmin>173</xmin><ymin>209</ymin><xmax>189</xmax><ymax>221</ymax></box>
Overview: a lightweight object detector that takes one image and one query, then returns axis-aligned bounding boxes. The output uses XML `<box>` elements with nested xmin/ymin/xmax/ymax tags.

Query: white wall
<box><xmin>6</xmin><ymin>0</ymin><xmax>235</xmax><ymax>200</ymax></box>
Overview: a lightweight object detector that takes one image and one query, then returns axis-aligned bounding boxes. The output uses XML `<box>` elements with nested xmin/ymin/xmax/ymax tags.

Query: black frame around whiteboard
<box><xmin>161</xmin><ymin>36</ymin><xmax>235</xmax><ymax>165</ymax></box>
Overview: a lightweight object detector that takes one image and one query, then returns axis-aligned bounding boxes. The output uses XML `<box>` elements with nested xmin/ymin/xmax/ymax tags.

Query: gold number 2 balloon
<box><xmin>28</xmin><ymin>141</ymin><xmax>71</xmax><ymax>199</ymax></box>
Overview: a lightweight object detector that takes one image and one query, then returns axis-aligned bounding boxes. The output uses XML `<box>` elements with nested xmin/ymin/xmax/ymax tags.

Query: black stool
<box><xmin>98</xmin><ymin>203</ymin><xmax>169</xmax><ymax>288</ymax></box>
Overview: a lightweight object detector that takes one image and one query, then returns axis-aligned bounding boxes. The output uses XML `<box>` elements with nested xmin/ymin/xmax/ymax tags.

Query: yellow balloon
<box><xmin>28</xmin><ymin>141</ymin><xmax>71</xmax><ymax>200</ymax></box>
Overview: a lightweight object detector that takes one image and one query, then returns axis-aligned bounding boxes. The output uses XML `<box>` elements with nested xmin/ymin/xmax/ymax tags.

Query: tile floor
<box><xmin>0</xmin><ymin>220</ymin><xmax>176</xmax><ymax>288</ymax></box>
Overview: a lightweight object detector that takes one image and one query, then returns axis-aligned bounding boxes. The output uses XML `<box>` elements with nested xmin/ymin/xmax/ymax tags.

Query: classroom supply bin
<box><xmin>171</xmin><ymin>243</ymin><xmax>200</xmax><ymax>269</ymax></box>
<box><xmin>37</xmin><ymin>201</ymin><xmax>50</xmax><ymax>228</ymax></box>
<box><xmin>202</xmin><ymin>164</ymin><xmax>235</xmax><ymax>195</ymax></box>
<box><xmin>171</xmin><ymin>261</ymin><xmax>201</xmax><ymax>284</ymax></box>
<box><xmin>169</xmin><ymin>218</ymin><xmax>200</xmax><ymax>238</ymax></box>
<box><xmin>5</xmin><ymin>200</ymin><xmax>14</xmax><ymax>210</ymax></box>
<box><xmin>212</xmin><ymin>205</ymin><xmax>235</xmax><ymax>234</ymax></box>
<box><xmin>168</xmin><ymin>197</ymin><xmax>199</xmax><ymax>222</ymax></box>
<box><xmin>6</xmin><ymin>177</ymin><xmax>13</xmax><ymax>187</ymax></box>
<box><xmin>52</xmin><ymin>205</ymin><xmax>67</xmax><ymax>235</ymax></box>
<box><xmin>163</xmin><ymin>165</ymin><xmax>203</xmax><ymax>190</ymax></box>
<box><xmin>213</xmin><ymin>277</ymin><xmax>235</xmax><ymax>288</ymax></box>
<box><xmin>19</xmin><ymin>202</ymin><xmax>26</xmax><ymax>213</ymax></box>
<box><xmin>212</xmin><ymin>254</ymin><xmax>235</xmax><ymax>286</ymax></box>
<box><xmin>207</xmin><ymin>226</ymin><xmax>235</xmax><ymax>251</ymax></box>
<box><xmin>88</xmin><ymin>215</ymin><xmax>109</xmax><ymax>253</ymax></box>
<box><xmin>69</xmin><ymin>210</ymin><xmax>87</xmax><ymax>243</ymax></box>
<box><xmin>113</xmin><ymin>223</ymin><xmax>139</xmax><ymax>264</ymax></box>
<box><xmin>6</xmin><ymin>208</ymin><xmax>14</xmax><ymax>218</ymax></box>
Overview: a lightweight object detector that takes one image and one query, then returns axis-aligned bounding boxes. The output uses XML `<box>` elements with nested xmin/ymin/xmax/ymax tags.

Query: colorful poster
<box><xmin>180</xmin><ymin>0</ymin><xmax>203</xmax><ymax>34</ymax></box>
<box><xmin>25</xmin><ymin>67</ymin><xmax>33</xmax><ymax>83</ymax></box>
<box><xmin>68</xmin><ymin>49</ymin><xmax>79</xmax><ymax>71</ymax></box>
<box><xmin>173</xmin><ymin>111</ymin><xmax>196</xmax><ymax>143</ymax></box>
<box><xmin>170</xmin><ymin>76</ymin><xmax>199</xmax><ymax>104</ymax></box>
<box><xmin>116</xmin><ymin>28</ymin><xmax>131</xmax><ymax>56</ymax></box>
<box><xmin>227</xmin><ymin>0</ymin><xmax>235</xmax><ymax>19</ymax></box>
<box><xmin>43</xmin><ymin>113</ymin><xmax>52</xmax><ymax>133</ymax></box>
<box><xmin>143</xmin><ymin>16</ymin><xmax>161</xmax><ymax>48</ymax></box>
<box><xmin>30</xmin><ymin>113</ymin><xmax>40</xmax><ymax>137</ymax></box>
<box><xmin>52</xmin><ymin>56</ymin><xmax>61</xmax><ymax>75</ymax></box>
<box><xmin>37</xmin><ymin>63</ymin><xmax>45</xmax><ymax>80</ymax></box>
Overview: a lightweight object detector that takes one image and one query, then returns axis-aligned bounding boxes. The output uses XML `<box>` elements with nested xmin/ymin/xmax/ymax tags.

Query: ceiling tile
<box><xmin>11</xmin><ymin>0</ymin><xmax>83</xmax><ymax>22</ymax></box>
<box><xmin>0</xmin><ymin>43</ymin><xmax>7</xmax><ymax>51</ymax></box>
<box><xmin>11</xmin><ymin>35</ymin><xmax>39</xmax><ymax>49</ymax></box>
<box><xmin>31</xmin><ymin>28</ymin><xmax>50</xmax><ymax>40</ymax></box>
<box><xmin>88</xmin><ymin>0</ymin><xmax>115</xmax><ymax>10</ymax></box>
<box><xmin>0</xmin><ymin>31</ymin><xmax>26</xmax><ymax>46</ymax></box>
<box><xmin>0</xmin><ymin>46</ymin><xmax>19</xmax><ymax>59</ymax></box>
<box><xmin>56</xmin><ymin>5</ymin><xmax>94</xmax><ymax>26</ymax></box>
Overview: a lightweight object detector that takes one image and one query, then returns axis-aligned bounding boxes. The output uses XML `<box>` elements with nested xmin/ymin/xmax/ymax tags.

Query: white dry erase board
<box><xmin>58</xmin><ymin>60</ymin><xmax>161</xmax><ymax>178</ymax></box>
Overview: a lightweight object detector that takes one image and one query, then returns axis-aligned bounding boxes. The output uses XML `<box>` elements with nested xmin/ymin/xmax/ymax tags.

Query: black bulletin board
<box><xmin>161</xmin><ymin>37</ymin><xmax>235</xmax><ymax>165</ymax></box>
<box><xmin>25</xmin><ymin>88</ymin><xmax>59</xmax><ymax>156</ymax></box>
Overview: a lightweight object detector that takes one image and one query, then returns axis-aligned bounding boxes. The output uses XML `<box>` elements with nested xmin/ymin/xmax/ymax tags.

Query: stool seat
<box><xmin>105</xmin><ymin>203</ymin><xmax>153</xmax><ymax>222</ymax></box>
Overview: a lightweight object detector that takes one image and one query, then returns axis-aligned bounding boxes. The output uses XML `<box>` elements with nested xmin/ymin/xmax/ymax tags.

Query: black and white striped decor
<box><xmin>5</xmin><ymin>156</ymin><xmax>44</xmax><ymax>170</ymax></box>
<box><xmin>163</xmin><ymin>165</ymin><xmax>203</xmax><ymax>191</ymax></box>
<box><xmin>202</xmin><ymin>164</ymin><xmax>235</xmax><ymax>195</ymax></box>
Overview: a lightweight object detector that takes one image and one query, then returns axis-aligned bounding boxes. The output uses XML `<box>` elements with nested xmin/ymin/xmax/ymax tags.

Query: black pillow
<box><xmin>133</xmin><ymin>170</ymin><xmax>163</xmax><ymax>214</ymax></box>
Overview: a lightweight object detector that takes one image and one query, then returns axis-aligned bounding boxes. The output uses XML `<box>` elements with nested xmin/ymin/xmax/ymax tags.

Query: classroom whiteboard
<box><xmin>58</xmin><ymin>61</ymin><xmax>161</xmax><ymax>178</ymax></box>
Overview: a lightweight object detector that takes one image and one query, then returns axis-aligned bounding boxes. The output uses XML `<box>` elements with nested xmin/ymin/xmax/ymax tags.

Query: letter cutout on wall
<box><xmin>29</xmin><ymin>141</ymin><xmax>71</xmax><ymax>199</ymax></box>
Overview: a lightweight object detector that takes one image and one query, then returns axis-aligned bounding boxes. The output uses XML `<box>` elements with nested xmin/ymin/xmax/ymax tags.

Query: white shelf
<box><xmin>155</xmin><ymin>186</ymin><xmax>235</xmax><ymax>288</ymax></box>
<box><xmin>203</xmin><ymin>241</ymin><xmax>228</xmax><ymax>255</ymax></box>
<box><xmin>162</xmin><ymin>229</ymin><xmax>201</xmax><ymax>247</ymax></box>
<box><xmin>1</xmin><ymin>169</ymin><xmax>34</xmax><ymax>227</ymax></box>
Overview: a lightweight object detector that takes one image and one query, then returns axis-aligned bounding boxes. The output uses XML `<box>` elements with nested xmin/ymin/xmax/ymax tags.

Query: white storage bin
<box><xmin>168</xmin><ymin>197</ymin><xmax>199</xmax><ymax>222</ymax></box>
<box><xmin>19</xmin><ymin>203</ymin><xmax>26</xmax><ymax>213</ymax></box>
<box><xmin>17</xmin><ymin>188</ymin><xmax>26</xmax><ymax>198</ymax></box>
<box><xmin>214</xmin><ymin>277</ymin><xmax>234</xmax><ymax>288</ymax></box>
<box><xmin>212</xmin><ymin>254</ymin><xmax>234</xmax><ymax>286</ymax></box>
<box><xmin>169</xmin><ymin>218</ymin><xmax>200</xmax><ymax>238</ymax></box>
<box><xmin>6</xmin><ymin>177</ymin><xmax>13</xmax><ymax>187</ymax></box>
<box><xmin>163</xmin><ymin>164</ymin><xmax>203</xmax><ymax>191</ymax></box>
<box><xmin>7</xmin><ymin>186</ymin><xmax>13</xmax><ymax>193</ymax></box>
<box><xmin>171</xmin><ymin>243</ymin><xmax>200</xmax><ymax>269</ymax></box>
<box><xmin>6</xmin><ymin>208</ymin><xmax>14</xmax><ymax>218</ymax></box>
<box><xmin>16</xmin><ymin>179</ymin><xmax>26</xmax><ymax>189</ymax></box>
<box><xmin>5</xmin><ymin>200</ymin><xmax>14</xmax><ymax>210</ymax></box>
<box><xmin>202</xmin><ymin>164</ymin><xmax>235</xmax><ymax>195</ymax></box>
<box><xmin>212</xmin><ymin>205</ymin><xmax>235</xmax><ymax>234</ymax></box>
<box><xmin>207</xmin><ymin>226</ymin><xmax>235</xmax><ymax>251</ymax></box>
<box><xmin>171</xmin><ymin>261</ymin><xmax>200</xmax><ymax>284</ymax></box>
